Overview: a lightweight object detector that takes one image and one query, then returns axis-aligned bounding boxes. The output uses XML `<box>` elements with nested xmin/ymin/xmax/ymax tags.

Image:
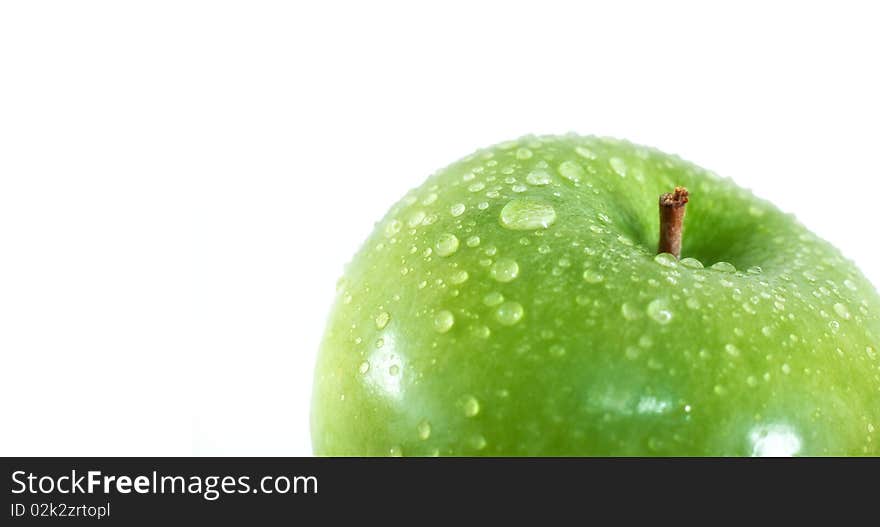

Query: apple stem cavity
<box><xmin>658</xmin><ymin>186</ymin><xmax>689</xmax><ymax>259</ymax></box>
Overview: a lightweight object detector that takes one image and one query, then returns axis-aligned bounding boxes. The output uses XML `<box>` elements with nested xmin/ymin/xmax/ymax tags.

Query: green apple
<box><xmin>311</xmin><ymin>135</ymin><xmax>880</xmax><ymax>456</ymax></box>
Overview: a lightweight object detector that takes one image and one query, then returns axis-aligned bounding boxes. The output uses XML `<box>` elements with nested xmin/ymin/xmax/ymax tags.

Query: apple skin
<box><xmin>311</xmin><ymin>135</ymin><xmax>880</xmax><ymax>456</ymax></box>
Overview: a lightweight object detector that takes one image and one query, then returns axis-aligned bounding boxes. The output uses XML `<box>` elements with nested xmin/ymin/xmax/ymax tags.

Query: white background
<box><xmin>1</xmin><ymin>1</ymin><xmax>878</xmax><ymax>455</ymax></box>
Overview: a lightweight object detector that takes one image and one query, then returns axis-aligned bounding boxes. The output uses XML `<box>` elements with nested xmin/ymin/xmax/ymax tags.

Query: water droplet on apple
<box><xmin>843</xmin><ymin>279</ymin><xmax>857</xmax><ymax>291</ymax></box>
<box><xmin>490</xmin><ymin>258</ymin><xmax>520</xmax><ymax>282</ymax></box>
<box><xmin>526</xmin><ymin>169</ymin><xmax>552</xmax><ymax>185</ymax></box>
<box><xmin>463</xmin><ymin>396</ymin><xmax>480</xmax><ymax>417</ymax></box>
<box><xmin>470</xmin><ymin>434</ymin><xmax>488</xmax><ymax>450</ymax></box>
<box><xmin>435</xmin><ymin>233</ymin><xmax>460</xmax><ymax>257</ymax></box>
<box><xmin>433</xmin><ymin>310</ymin><xmax>455</xmax><ymax>333</ymax></box>
<box><xmin>724</xmin><ymin>343</ymin><xmax>740</xmax><ymax>357</ymax></box>
<box><xmin>466</xmin><ymin>235</ymin><xmax>481</xmax><ymax>247</ymax></box>
<box><xmin>621</xmin><ymin>302</ymin><xmax>640</xmax><ymax>320</ymax></box>
<box><xmin>833</xmin><ymin>302</ymin><xmax>851</xmax><ymax>320</ymax></box>
<box><xmin>472</xmin><ymin>325</ymin><xmax>491</xmax><ymax>339</ymax></box>
<box><xmin>582</xmin><ymin>269</ymin><xmax>604</xmax><ymax>284</ymax></box>
<box><xmin>470</xmin><ymin>325</ymin><xmax>492</xmax><ymax>339</ymax></box>
<box><xmin>616</xmin><ymin>235</ymin><xmax>634</xmax><ymax>246</ymax></box>
<box><xmin>781</xmin><ymin>363</ymin><xmax>791</xmax><ymax>375</ymax></box>
<box><xmin>499</xmin><ymin>198</ymin><xmax>557</xmax><ymax>230</ymax></box>
<box><xmin>685</xmin><ymin>297</ymin><xmax>701</xmax><ymax>309</ymax></box>
<box><xmin>747</xmin><ymin>266</ymin><xmax>763</xmax><ymax>275</ymax></box>
<box><xmin>557</xmin><ymin>160</ymin><xmax>584</xmax><ymax>183</ymax></box>
<box><xmin>497</xmin><ymin>140</ymin><xmax>518</xmax><ymax>151</ymax></box>
<box><xmin>389</xmin><ymin>446</ymin><xmax>403</xmax><ymax>457</ymax></box>
<box><xmin>516</xmin><ymin>147</ymin><xmax>533</xmax><ymax>159</ymax></box>
<box><xmin>549</xmin><ymin>344</ymin><xmax>566</xmax><ymax>357</ymax></box>
<box><xmin>495</xmin><ymin>301</ymin><xmax>524</xmax><ymax>326</ymax></box>
<box><xmin>423</xmin><ymin>213</ymin><xmax>440</xmax><ymax>226</ymax></box>
<box><xmin>749</xmin><ymin>424</ymin><xmax>801</xmax><ymax>457</ymax></box>
<box><xmin>680</xmin><ymin>257</ymin><xmax>704</xmax><ymax>269</ymax></box>
<box><xmin>575</xmin><ymin>145</ymin><xmax>597</xmax><ymax>159</ymax></box>
<box><xmin>450</xmin><ymin>203</ymin><xmax>466</xmax><ymax>217</ymax></box>
<box><xmin>710</xmin><ymin>261</ymin><xmax>736</xmax><ymax>273</ymax></box>
<box><xmin>389</xmin><ymin>364</ymin><xmax>400</xmax><ymax>376</ymax></box>
<box><xmin>609</xmin><ymin>157</ymin><xmax>627</xmax><ymax>177</ymax></box>
<box><xmin>385</xmin><ymin>220</ymin><xmax>402</xmax><ymax>237</ymax></box>
<box><xmin>450</xmin><ymin>270</ymin><xmax>469</xmax><ymax>284</ymax></box>
<box><xmin>407</xmin><ymin>210</ymin><xmax>426</xmax><ymax>227</ymax></box>
<box><xmin>358</xmin><ymin>361</ymin><xmax>370</xmax><ymax>374</ymax></box>
<box><xmin>417</xmin><ymin>420</ymin><xmax>432</xmax><ymax>440</ymax></box>
<box><xmin>646</xmin><ymin>298</ymin><xmax>673</xmax><ymax>324</ymax></box>
<box><xmin>483</xmin><ymin>291</ymin><xmax>505</xmax><ymax>307</ymax></box>
<box><xmin>654</xmin><ymin>253</ymin><xmax>678</xmax><ymax>268</ymax></box>
<box><xmin>375</xmin><ymin>312</ymin><xmax>391</xmax><ymax>329</ymax></box>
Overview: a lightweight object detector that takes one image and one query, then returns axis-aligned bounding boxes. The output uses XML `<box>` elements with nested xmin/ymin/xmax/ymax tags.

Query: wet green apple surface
<box><xmin>311</xmin><ymin>135</ymin><xmax>880</xmax><ymax>456</ymax></box>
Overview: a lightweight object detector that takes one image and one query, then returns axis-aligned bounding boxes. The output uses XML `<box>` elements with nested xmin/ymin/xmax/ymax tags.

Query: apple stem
<box><xmin>658</xmin><ymin>186</ymin><xmax>689</xmax><ymax>258</ymax></box>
